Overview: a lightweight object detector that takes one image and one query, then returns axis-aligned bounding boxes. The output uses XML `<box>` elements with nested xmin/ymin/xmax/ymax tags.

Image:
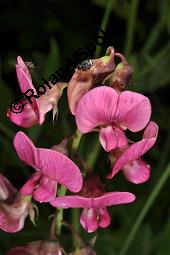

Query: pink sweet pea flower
<box><xmin>51</xmin><ymin>176</ymin><xmax>135</xmax><ymax>233</ymax></box>
<box><xmin>6</xmin><ymin>240</ymin><xmax>62</xmax><ymax>255</ymax></box>
<box><xmin>7</xmin><ymin>56</ymin><xmax>66</xmax><ymax>128</ymax></box>
<box><xmin>108</xmin><ymin>121</ymin><xmax>159</xmax><ymax>183</ymax></box>
<box><xmin>13</xmin><ymin>131</ymin><xmax>83</xmax><ymax>203</ymax></box>
<box><xmin>75</xmin><ymin>86</ymin><xmax>151</xmax><ymax>152</ymax></box>
<box><xmin>0</xmin><ymin>174</ymin><xmax>36</xmax><ymax>233</ymax></box>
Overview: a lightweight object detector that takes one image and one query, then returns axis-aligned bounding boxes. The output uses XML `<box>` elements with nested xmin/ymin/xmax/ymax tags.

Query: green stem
<box><xmin>56</xmin><ymin>185</ymin><xmax>67</xmax><ymax>236</ymax></box>
<box><xmin>119</xmin><ymin>161</ymin><xmax>170</xmax><ymax>255</ymax></box>
<box><xmin>72</xmin><ymin>130</ymin><xmax>83</xmax><ymax>152</ymax></box>
<box><xmin>71</xmin><ymin>208</ymin><xmax>80</xmax><ymax>247</ymax></box>
<box><xmin>86</xmin><ymin>138</ymin><xmax>100</xmax><ymax>169</ymax></box>
<box><xmin>124</xmin><ymin>0</ymin><xmax>139</xmax><ymax>56</ymax></box>
<box><xmin>56</xmin><ymin>130</ymin><xmax>83</xmax><ymax>240</ymax></box>
<box><xmin>95</xmin><ymin>0</ymin><xmax>114</xmax><ymax>58</ymax></box>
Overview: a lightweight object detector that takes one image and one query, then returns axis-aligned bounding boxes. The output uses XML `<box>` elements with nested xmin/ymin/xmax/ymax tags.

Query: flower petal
<box><xmin>115</xmin><ymin>91</ymin><xmax>151</xmax><ymax>132</ymax></box>
<box><xmin>14</xmin><ymin>132</ymin><xmax>83</xmax><ymax>193</ymax></box>
<box><xmin>50</xmin><ymin>195</ymin><xmax>92</xmax><ymax>208</ymax></box>
<box><xmin>98</xmin><ymin>208</ymin><xmax>111</xmax><ymax>228</ymax></box>
<box><xmin>99</xmin><ymin>126</ymin><xmax>128</xmax><ymax>152</ymax></box>
<box><xmin>80</xmin><ymin>208</ymin><xmax>98</xmax><ymax>233</ymax></box>
<box><xmin>67</xmin><ymin>70</ymin><xmax>94</xmax><ymax>114</ymax></box>
<box><xmin>33</xmin><ymin>176</ymin><xmax>57</xmax><ymax>203</ymax></box>
<box><xmin>7</xmin><ymin>100</ymin><xmax>38</xmax><ymax>128</ymax></box>
<box><xmin>20</xmin><ymin>172</ymin><xmax>41</xmax><ymax>195</ymax></box>
<box><xmin>108</xmin><ymin>121</ymin><xmax>158</xmax><ymax>179</ymax></box>
<box><xmin>0</xmin><ymin>174</ymin><xmax>16</xmax><ymax>200</ymax></box>
<box><xmin>13</xmin><ymin>131</ymin><xmax>38</xmax><ymax>168</ymax></box>
<box><xmin>16</xmin><ymin>63</ymin><xmax>40</xmax><ymax>120</ymax></box>
<box><xmin>50</xmin><ymin>192</ymin><xmax>135</xmax><ymax>208</ymax></box>
<box><xmin>75</xmin><ymin>86</ymin><xmax>119</xmax><ymax>132</ymax></box>
<box><xmin>0</xmin><ymin>200</ymin><xmax>29</xmax><ymax>233</ymax></box>
<box><xmin>123</xmin><ymin>158</ymin><xmax>150</xmax><ymax>184</ymax></box>
<box><xmin>17</xmin><ymin>56</ymin><xmax>32</xmax><ymax>81</ymax></box>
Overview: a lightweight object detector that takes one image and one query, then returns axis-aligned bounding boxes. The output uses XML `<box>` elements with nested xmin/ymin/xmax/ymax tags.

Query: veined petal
<box><xmin>123</xmin><ymin>158</ymin><xmax>150</xmax><ymax>184</ymax></box>
<box><xmin>115</xmin><ymin>91</ymin><xmax>151</xmax><ymax>132</ymax></box>
<box><xmin>13</xmin><ymin>131</ymin><xmax>38</xmax><ymax>168</ymax></box>
<box><xmin>75</xmin><ymin>86</ymin><xmax>119</xmax><ymax>132</ymax></box>
<box><xmin>36</xmin><ymin>148</ymin><xmax>83</xmax><ymax>193</ymax></box>
<box><xmin>33</xmin><ymin>176</ymin><xmax>57</xmax><ymax>203</ymax></box>
<box><xmin>108</xmin><ymin>121</ymin><xmax>158</xmax><ymax>179</ymax></box>
<box><xmin>50</xmin><ymin>192</ymin><xmax>135</xmax><ymax>208</ymax></box>
<box><xmin>80</xmin><ymin>208</ymin><xmax>98</xmax><ymax>233</ymax></box>
<box><xmin>99</xmin><ymin>126</ymin><xmax>128</xmax><ymax>152</ymax></box>
<box><xmin>14</xmin><ymin>132</ymin><xmax>83</xmax><ymax>193</ymax></box>
<box><xmin>50</xmin><ymin>195</ymin><xmax>93</xmax><ymax>208</ymax></box>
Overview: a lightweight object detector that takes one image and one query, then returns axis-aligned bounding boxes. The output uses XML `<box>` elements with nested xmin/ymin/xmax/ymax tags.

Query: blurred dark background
<box><xmin>0</xmin><ymin>0</ymin><xmax>170</xmax><ymax>254</ymax></box>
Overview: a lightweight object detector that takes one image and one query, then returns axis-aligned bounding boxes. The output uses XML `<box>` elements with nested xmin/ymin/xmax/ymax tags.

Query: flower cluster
<box><xmin>2</xmin><ymin>46</ymin><xmax>158</xmax><ymax>254</ymax></box>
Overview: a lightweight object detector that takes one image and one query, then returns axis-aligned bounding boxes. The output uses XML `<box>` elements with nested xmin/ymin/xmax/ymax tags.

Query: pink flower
<box><xmin>0</xmin><ymin>174</ymin><xmax>36</xmax><ymax>233</ymax></box>
<box><xmin>75</xmin><ymin>86</ymin><xmax>151</xmax><ymax>152</ymax></box>
<box><xmin>6</xmin><ymin>240</ymin><xmax>62</xmax><ymax>255</ymax></box>
<box><xmin>7</xmin><ymin>56</ymin><xmax>66</xmax><ymax>128</ymax></box>
<box><xmin>13</xmin><ymin>131</ymin><xmax>83</xmax><ymax>203</ymax></box>
<box><xmin>51</xmin><ymin>176</ymin><xmax>135</xmax><ymax>233</ymax></box>
<box><xmin>108</xmin><ymin>121</ymin><xmax>159</xmax><ymax>183</ymax></box>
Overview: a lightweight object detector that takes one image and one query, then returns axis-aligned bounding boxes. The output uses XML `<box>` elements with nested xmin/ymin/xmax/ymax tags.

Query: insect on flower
<box><xmin>25</xmin><ymin>61</ymin><xmax>39</xmax><ymax>70</ymax></box>
<box><xmin>77</xmin><ymin>59</ymin><xmax>93</xmax><ymax>71</ymax></box>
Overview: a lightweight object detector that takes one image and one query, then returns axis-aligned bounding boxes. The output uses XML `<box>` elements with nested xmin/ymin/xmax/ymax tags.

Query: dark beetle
<box><xmin>77</xmin><ymin>59</ymin><xmax>93</xmax><ymax>71</ymax></box>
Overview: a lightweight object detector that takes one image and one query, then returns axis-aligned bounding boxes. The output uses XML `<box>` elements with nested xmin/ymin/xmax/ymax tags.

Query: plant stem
<box><xmin>56</xmin><ymin>185</ymin><xmax>67</xmax><ymax>236</ymax></box>
<box><xmin>71</xmin><ymin>207</ymin><xmax>80</xmax><ymax>247</ymax></box>
<box><xmin>72</xmin><ymin>129</ymin><xmax>83</xmax><ymax>152</ymax></box>
<box><xmin>124</xmin><ymin>0</ymin><xmax>139</xmax><ymax>57</ymax></box>
<box><xmin>95</xmin><ymin>0</ymin><xmax>115</xmax><ymax>58</ymax></box>
<box><xmin>119</xmin><ymin>161</ymin><xmax>170</xmax><ymax>255</ymax></box>
<box><xmin>56</xmin><ymin>130</ymin><xmax>83</xmax><ymax>240</ymax></box>
<box><xmin>71</xmin><ymin>130</ymin><xmax>83</xmax><ymax>246</ymax></box>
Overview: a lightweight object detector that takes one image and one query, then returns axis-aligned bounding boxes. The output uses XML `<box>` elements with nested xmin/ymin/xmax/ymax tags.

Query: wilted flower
<box><xmin>103</xmin><ymin>52</ymin><xmax>134</xmax><ymax>92</ymax></box>
<box><xmin>51</xmin><ymin>175</ymin><xmax>135</xmax><ymax>233</ymax></box>
<box><xmin>89</xmin><ymin>46</ymin><xmax>115</xmax><ymax>84</ymax></box>
<box><xmin>0</xmin><ymin>174</ymin><xmax>36</xmax><ymax>233</ymax></box>
<box><xmin>13</xmin><ymin>131</ymin><xmax>83</xmax><ymax>203</ymax></box>
<box><xmin>67</xmin><ymin>46</ymin><xmax>116</xmax><ymax>115</ymax></box>
<box><xmin>6</xmin><ymin>240</ymin><xmax>62</xmax><ymax>255</ymax></box>
<box><xmin>108</xmin><ymin>121</ymin><xmax>158</xmax><ymax>183</ymax></box>
<box><xmin>7</xmin><ymin>56</ymin><xmax>66</xmax><ymax>128</ymax></box>
<box><xmin>75</xmin><ymin>86</ymin><xmax>151</xmax><ymax>152</ymax></box>
<box><xmin>67</xmin><ymin>70</ymin><xmax>94</xmax><ymax>115</ymax></box>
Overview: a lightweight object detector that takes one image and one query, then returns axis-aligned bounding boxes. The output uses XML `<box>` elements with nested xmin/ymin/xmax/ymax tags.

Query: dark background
<box><xmin>0</xmin><ymin>0</ymin><xmax>170</xmax><ymax>254</ymax></box>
